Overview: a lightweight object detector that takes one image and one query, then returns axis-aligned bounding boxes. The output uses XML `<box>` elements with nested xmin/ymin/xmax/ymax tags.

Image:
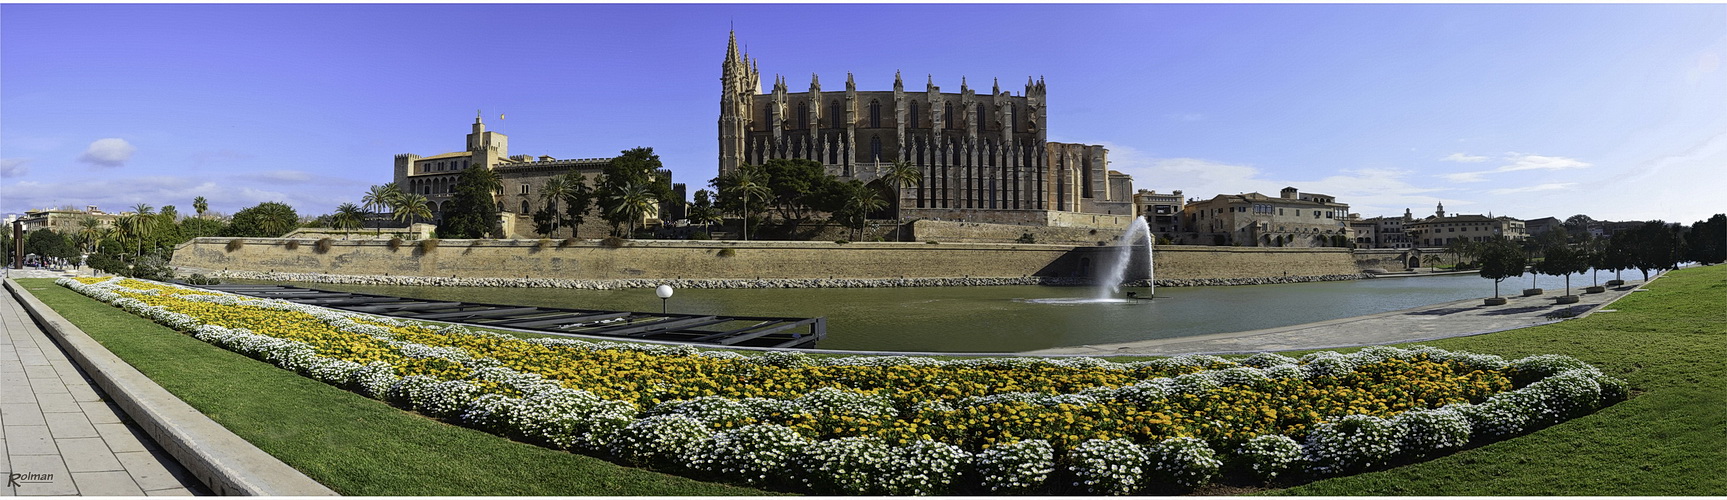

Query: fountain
<box><xmin>1097</xmin><ymin>217</ymin><xmax>1154</xmax><ymax>299</ymax></box>
<box><xmin>1023</xmin><ymin>218</ymin><xmax>1154</xmax><ymax>305</ymax></box>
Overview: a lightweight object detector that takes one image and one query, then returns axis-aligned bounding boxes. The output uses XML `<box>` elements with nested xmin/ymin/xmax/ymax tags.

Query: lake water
<box><xmin>284</xmin><ymin>270</ymin><xmax>1624</xmax><ymax>353</ymax></box>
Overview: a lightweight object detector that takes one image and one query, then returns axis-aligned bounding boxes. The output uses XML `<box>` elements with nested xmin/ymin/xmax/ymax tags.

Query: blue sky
<box><xmin>3</xmin><ymin>3</ymin><xmax>1723</xmax><ymax>224</ymax></box>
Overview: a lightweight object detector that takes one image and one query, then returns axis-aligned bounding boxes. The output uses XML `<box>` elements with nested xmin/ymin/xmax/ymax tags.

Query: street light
<box><xmin>655</xmin><ymin>284</ymin><xmax>674</xmax><ymax>314</ymax></box>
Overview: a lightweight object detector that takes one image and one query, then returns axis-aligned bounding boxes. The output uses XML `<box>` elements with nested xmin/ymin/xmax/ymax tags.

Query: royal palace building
<box><xmin>717</xmin><ymin>33</ymin><xmax>1134</xmax><ymax>228</ymax></box>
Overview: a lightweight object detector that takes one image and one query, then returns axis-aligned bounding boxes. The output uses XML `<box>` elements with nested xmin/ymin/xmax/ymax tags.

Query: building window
<box><xmin>521</xmin><ymin>184</ymin><xmax>529</xmax><ymax>195</ymax></box>
<box><xmin>798</xmin><ymin>102</ymin><xmax>808</xmax><ymax>129</ymax></box>
<box><xmin>829</xmin><ymin>100</ymin><xmax>843</xmax><ymax>128</ymax></box>
<box><xmin>869</xmin><ymin>100</ymin><xmax>882</xmax><ymax>128</ymax></box>
<box><xmin>909</xmin><ymin>101</ymin><xmax>920</xmax><ymax>128</ymax></box>
<box><xmin>976</xmin><ymin>105</ymin><xmax>987</xmax><ymax>131</ymax></box>
<box><xmin>870</xmin><ymin>136</ymin><xmax>882</xmax><ymax>161</ymax></box>
<box><xmin>1014</xmin><ymin>105</ymin><xmax>1022</xmax><ymax>132</ymax></box>
<box><xmin>944</xmin><ymin>102</ymin><xmax>955</xmax><ymax>129</ymax></box>
<box><xmin>522</xmin><ymin>200</ymin><xmax>530</xmax><ymax>214</ymax></box>
<box><xmin>766</xmin><ymin>104</ymin><xmax>775</xmax><ymax>126</ymax></box>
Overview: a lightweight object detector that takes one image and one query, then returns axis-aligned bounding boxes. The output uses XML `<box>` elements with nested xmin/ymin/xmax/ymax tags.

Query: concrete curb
<box><xmin>5</xmin><ymin>278</ymin><xmax>339</xmax><ymax>496</ymax></box>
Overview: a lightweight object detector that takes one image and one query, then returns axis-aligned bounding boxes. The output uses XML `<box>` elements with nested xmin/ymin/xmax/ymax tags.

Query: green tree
<box><xmin>75</xmin><ymin>217</ymin><xmax>107</xmax><ymax>254</ymax></box>
<box><xmin>715</xmin><ymin>167</ymin><xmax>771</xmax><ymax>241</ymax></box>
<box><xmin>222</xmin><ymin>202</ymin><xmax>301</xmax><ymax>237</ymax></box>
<box><xmin>595</xmin><ymin>148</ymin><xmax>674</xmax><ymax>235</ymax></box>
<box><xmin>605</xmin><ymin>182</ymin><xmax>659</xmax><ymax>238</ymax></box>
<box><xmin>1626</xmin><ymin>220</ymin><xmax>1684</xmax><ymax>280</ymax></box>
<box><xmin>441</xmin><ymin>166</ymin><xmax>502</xmax><ymax>239</ymax></box>
<box><xmin>534</xmin><ymin>176</ymin><xmax>572</xmax><ymax>237</ymax></box>
<box><xmin>1477</xmin><ymin>238</ymin><xmax>1527</xmax><ymax>299</ymax></box>
<box><xmin>687</xmin><ymin>189</ymin><xmax>723</xmax><ymax>236</ymax></box>
<box><xmin>361</xmin><ymin>183</ymin><xmax>403</xmax><ymax>234</ymax></box>
<box><xmin>1599</xmin><ymin>231</ymin><xmax>1635</xmax><ymax>282</ymax></box>
<box><xmin>758</xmin><ymin>158</ymin><xmax>837</xmax><ymax>222</ymax></box>
<box><xmin>833</xmin><ymin>180</ymin><xmax>886</xmax><ymax>241</ymax></box>
<box><xmin>332</xmin><ymin>203</ymin><xmax>366</xmax><ymax>232</ymax></box>
<box><xmin>179</xmin><ymin>217</ymin><xmax>226</xmax><ymax>240</ymax></box>
<box><xmin>1534</xmin><ymin>243</ymin><xmax>1585</xmax><ymax>296</ymax></box>
<box><xmin>193</xmin><ymin>196</ymin><xmax>209</xmax><ymax>218</ymax></box>
<box><xmin>24</xmin><ymin>229</ymin><xmax>78</xmax><ymax>263</ymax></box>
<box><xmin>395</xmin><ymin>192</ymin><xmax>434</xmax><ymax>226</ymax></box>
<box><xmin>558</xmin><ymin>172</ymin><xmax>596</xmax><ymax>238</ymax></box>
<box><xmin>1685</xmin><ymin>213</ymin><xmax>1726</xmax><ymax>265</ymax></box>
<box><xmin>877</xmin><ymin>160</ymin><xmax>923</xmax><ymax>242</ymax></box>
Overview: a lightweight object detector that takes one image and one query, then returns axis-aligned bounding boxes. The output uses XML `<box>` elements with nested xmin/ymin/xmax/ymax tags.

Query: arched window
<box><xmin>870</xmin><ymin>136</ymin><xmax>883</xmax><ymax>161</ymax></box>
<box><xmin>765</xmin><ymin>104</ymin><xmax>775</xmax><ymax>127</ymax></box>
<box><xmin>1013</xmin><ymin>105</ymin><xmax>1021</xmax><ymax>132</ymax></box>
<box><xmin>976</xmin><ymin>105</ymin><xmax>987</xmax><ymax>131</ymax></box>
<box><xmin>909</xmin><ymin>101</ymin><xmax>920</xmax><ymax>128</ymax></box>
<box><xmin>869</xmin><ymin>100</ymin><xmax>882</xmax><ymax>128</ymax></box>
<box><xmin>798</xmin><ymin>102</ymin><xmax>808</xmax><ymax>129</ymax></box>
<box><xmin>521</xmin><ymin>200</ymin><xmax>530</xmax><ymax>214</ymax></box>
<box><xmin>944</xmin><ymin>102</ymin><xmax>955</xmax><ymax>129</ymax></box>
<box><xmin>829</xmin><ymin>100</ymin><xmax>843</xmax><ymax>128</ymax></box>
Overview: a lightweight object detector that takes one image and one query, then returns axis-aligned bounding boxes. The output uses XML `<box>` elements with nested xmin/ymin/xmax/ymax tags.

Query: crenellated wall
<box><xmin>171</xmin><ymin>238</ymin><xmax>1371</xmax><ymax>283</ymax></box>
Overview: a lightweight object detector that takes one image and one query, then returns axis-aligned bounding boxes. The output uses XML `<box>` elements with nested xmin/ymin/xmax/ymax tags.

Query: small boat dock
<box><xmin>190</xmin><ymin>284</ymin><xmax>825</xmax><ymax>349</ymax></box>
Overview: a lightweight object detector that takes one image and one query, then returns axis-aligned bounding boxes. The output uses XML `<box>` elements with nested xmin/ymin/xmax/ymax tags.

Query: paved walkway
<box><xmin>1027</xmin><ymin>279</ymin><xmax>1648</xmax><ymax>356</ymax></box>
<box><xmin>2</xmin><ymin>283</ymin><xmax>207</xmax><ymax>496</ymax></box>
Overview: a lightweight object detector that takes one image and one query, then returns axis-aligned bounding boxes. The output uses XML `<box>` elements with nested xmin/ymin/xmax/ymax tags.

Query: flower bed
<box><xmin>59</xmin><ymin>277</ymin><xmax>1627</xmax><ymax>494</ymax></box>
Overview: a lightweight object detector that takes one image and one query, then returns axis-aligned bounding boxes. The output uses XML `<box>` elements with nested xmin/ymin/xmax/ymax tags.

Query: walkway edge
<box><xmin>5</xmin><ymin>278</ymin><xmax>339</xmax><ymax>496</ymax></box>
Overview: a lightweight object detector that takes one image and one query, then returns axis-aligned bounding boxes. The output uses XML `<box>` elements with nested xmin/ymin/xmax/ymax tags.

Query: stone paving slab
<box><xmin>2</xmin><ymin>281</ymin><xmax>209</xmax><ymax>496</ymax></box>
<box><xmin>1028</xmin><ymin>278</ymin><xmax>1652</xmax><ymax>356</ymax></box>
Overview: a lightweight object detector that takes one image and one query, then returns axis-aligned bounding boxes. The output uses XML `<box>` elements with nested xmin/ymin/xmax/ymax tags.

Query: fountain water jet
<box><xmin>1096</xmin><ymin>217</ymin><xmax>1154</xmax><ymax>300</ymax></box>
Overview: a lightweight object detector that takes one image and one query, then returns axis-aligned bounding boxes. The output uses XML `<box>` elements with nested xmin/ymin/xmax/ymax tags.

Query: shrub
<box><xmin>559</xmin><ymin>237</ymin><xmax>579</xmax><ymax>248</ymax></box>
<box><xmin>1524</xmin><ymin>370</ymin><xmax>1604</xmax><ymax>423</ymax></box>
<box><xmin>716</xmin><ymin>248</ymin><xmax>736</xmax><ymax>258</ymax></box>
<box><xmin>649</xmin><ymin>396</ymin><xmax>756</xmax><ymax>429</ymax></box>
<box><xmin>1509</xmin><ymin>354</ymin><xmax>1590</xmax><ymax>386</ymax></box>
<box><xmin>799</xmin><ymin>436</ymin><xmax>895</xmax><ymax>494</ymax></box>
<box><xmin>688</xmin><ymin>231</ymin><xmax>711</xmax><ymax>240</ymax></box>
<box><xmin>1067</xmin><ymin>438</ymin><xmax>1148</xmax><ymax>495</ymax></box>
<box><xmin>183</xmin><ymin>274</ymin><xmax>220</xmax><ymax>286</ymax></box>
<box><xmin>690</xmin><ymin>424</ymin><xmax>809</xmax><ymax>486</ymax></box>
<box><xmin>1016</xmin><ymin>232</ymin><xmax>1037</xmax><ymax>244</ymax></box>
<box><xmin>882</xmin><ymin>440</ymin><xmax>969</xmax><ymax>495</ymax></box>
<box><xmin>1391</xmin><ymin>408</ymin><xmax>1471</xmax><ymax>457</ymax></box>
<box><xmin>833</xmin><ymin>240</ymin><xmax>850</xmax><ymax>244</ymax></box>
<box><xmin>1303</xmin><ymin>415</ymin><xmax>1400</xmax><ymax>476</ymax></box>
<box><xmin>1240</xmin><ymin>352</ymin><xmax>1298</xmax><ymax>368</ymax></box>
<box><xmin>976</xmin><ymin>439</ymin><xmax>1055</xmax><ymax>493</ymax></box>
<box><xmin>601</xmin><ymin>236</ymin><xmax>627</xmax><ymax>248</ymax></box>
<box><xmin>283</xmin><ymin>239</ymin><xmax>300</xmax><ymax>250</ymax></box>
<box><xmin>1236</xmin><ymin>434</ymin><xmax>1303</xmax><ymax>482</ymax></box>
<box><xmin>1455</xmin><ymin>392</ymin><xmax>1538</xmax><ymax>439</ymax></box>
<box><xmin>417</xmin><ymin>238</ymin><xmax>439</xmax><ymax>254</ymax></box>
<box><xmin>387</xmin><ymin>237</ymin><xmax>404</xmax><ymax>251</ymax></box>
<box><xmin>1146</xmin><ymin>436</ymin><xmax>1222</xmax><ymax>489</ymax></box>
<box><xmin>314</xmin><ymin>237</ymin><xmax>333</xmax><ymax>253</ymax></box>
<box><xmin>608</xmin><ymin>414</ymin><xmax>713</xmax><ymax>469</ymax></box>
<box><xmin>225</xmin><ymin>239</ymin><xmax>245</xmax><ymax>252</ymax></box>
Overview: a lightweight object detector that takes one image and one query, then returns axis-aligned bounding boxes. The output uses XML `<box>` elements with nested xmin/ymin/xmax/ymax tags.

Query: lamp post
<box><xmin>655</xmin><ymin>284</ymin><xmax>673</xmax><ymax>315</ymax></box>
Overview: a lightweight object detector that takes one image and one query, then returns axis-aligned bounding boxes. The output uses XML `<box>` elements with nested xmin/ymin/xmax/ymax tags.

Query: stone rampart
<box><xmin>172</xmin><ymin>238</ymin><xmax>1369</xmax><ymax>285</ymax></box>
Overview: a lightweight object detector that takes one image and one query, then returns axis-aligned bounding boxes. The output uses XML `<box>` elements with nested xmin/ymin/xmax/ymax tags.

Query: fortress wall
<box><xmin>171</xmin><ymin>238</ymin><xmax>1365</xmax><ymax>282</ymax></box>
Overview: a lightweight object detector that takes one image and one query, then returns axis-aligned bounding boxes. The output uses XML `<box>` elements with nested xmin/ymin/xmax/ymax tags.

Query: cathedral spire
<box><xmin>993</xmin><ymin>77</ymin><xmax>999</xmax><ymax>95</ymax></box>
<box><xmin>894</xmin><ymin>70</ymin><xmax>903</xmax><ymax>90</ymax></box>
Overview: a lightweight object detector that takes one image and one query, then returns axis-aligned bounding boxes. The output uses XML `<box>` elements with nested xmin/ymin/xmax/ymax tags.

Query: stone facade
<box><xmin>716</xmin><ymin>32</ymin><xmax>1133</xmax><ymax>229</ymax></box>
<box><xmin>1181</xmin><ymin>187</ymin><xmax>1352</xmax><ymax>247</ymax></box>
<box><xmin>1405</xmin><ymin>203</ymin><xmax>1527</xmax><ymax>247</ymax></box>
<box><xmin>171</xmin><ymin>237</ymin><xmax>1368</xmax><ymax>283</ymax></box>
<box><xmin>1133</xmin><ymin>189</ymin><xmax>1186</xmax><ymax>236</ymax></box>
<box><xmin>393</xmin><ymin>115</ymin><xmax>674</xmax><ymax>238</ymax></box>
<box><xmin>16</xmin><ymin>206</ymin><xmax>119</xmax><ymax>234</ymax></box>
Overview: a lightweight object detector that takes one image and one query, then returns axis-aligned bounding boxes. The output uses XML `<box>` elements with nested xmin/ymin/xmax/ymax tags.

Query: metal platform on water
<box><xmin>190</xmin><ymin>284</ymin><xmax>825</xmax><ymax>349</ymax></box>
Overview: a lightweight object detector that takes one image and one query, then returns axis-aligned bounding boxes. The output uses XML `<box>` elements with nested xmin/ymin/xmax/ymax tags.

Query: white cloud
<box><xmin>1442</xmin><ymin>153</ymin><xmax>1488</xmax><ymax>163</ymax></box>
<box><xmin>0</xmin><ymin>174</ymin><xmax>361</xmax><ymax>216</ymax></box>
<box><xmin>77</xmin><ymin>138</ymin><xmax>137</xmax><ymax>167</ymax></box>
<box><xmin>1488</xmin><ymin>183</ymin><xmax>1578</xmax><ymax>195</ymax></box>
<box><xmin>1440</xmin><ymin>153</ymin><xmax>1591</xmax><ymax>183</ymax></box>
<box><xmin>1098</xmin><ymin>142</ymin><xmax>1450</xmax><ymax>217</ymax></box>
<box><xmin>0</xmin><ymin>158</ymin><xmax>29</xmax><ymax>178</ymax></box>
<box><xmin>240</xmin><ymin>170</ymin><xmax>315</xmax><ymax>183</ymax></box>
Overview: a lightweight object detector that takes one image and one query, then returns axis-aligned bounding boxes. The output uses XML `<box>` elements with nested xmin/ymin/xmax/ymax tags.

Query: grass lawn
<box><xmin>14</xmin><ymin>278</ymin><xmax>768</xmax><ymax>496</ymax></box>
<box><xmin>19</xmin><ymin>264</ymin><xmax>1725</xmax><ymax>495</ymax></box>
<box><xmin>1272</xmin><ymin>264</ymin><xmax>1726</xmax><ymax>495</ymax></box>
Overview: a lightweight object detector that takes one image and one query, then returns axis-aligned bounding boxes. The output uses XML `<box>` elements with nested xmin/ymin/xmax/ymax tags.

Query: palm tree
<box><xmin>838</xmin><ymin>182</ymin><xmax>887</xmax><ymax>241</ymax></box>
<box><xmin>125</xmin><ymin>204</ymin><xmax>155</xmax><ymax>257</ymax></box>
<box><xmin>605</xmin><ymin>182</ymin><xmax>659</xmax><ymax>238</ymax></box>
<box><xmin>193</xmin><ymin>196</ymin><xmax>209</xmax><ymax>218</ymax></box>
<box><xmin>877</xmin><ymin>160</ymin><xmax>923</xmax><ymax>242</ymax></box>
<box><xmin>720</xmin><ymin>169</ymin><xmax>770</xmax><ymax>241</ymax></box>
<box><xmin>538</xmin><ymin>176</ymin><xmax>571</xmax><ymax>235</ymax></box>
<box><xmin>75</xmin><ymin>217</ymin><xmax>106</xmax><ymax>254</ymax></box>
<box><xmin>394</xmin><ymin>193</ymin><xmax>434</xmax><ymax>226</ymax></box>
<box><xmin>688</xmin><ymin>189</ymin><xmax>723</xmax><ymax>237</ymax></box>
<box><xmin>361</xmin><ymin>184</ymin><xmax>403</xmax><ymax>234</ymax></box>
<box><xmin>332</xmin><ymin>203</ymin><xmax>366</xmax><ymax>234</ymax></box>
